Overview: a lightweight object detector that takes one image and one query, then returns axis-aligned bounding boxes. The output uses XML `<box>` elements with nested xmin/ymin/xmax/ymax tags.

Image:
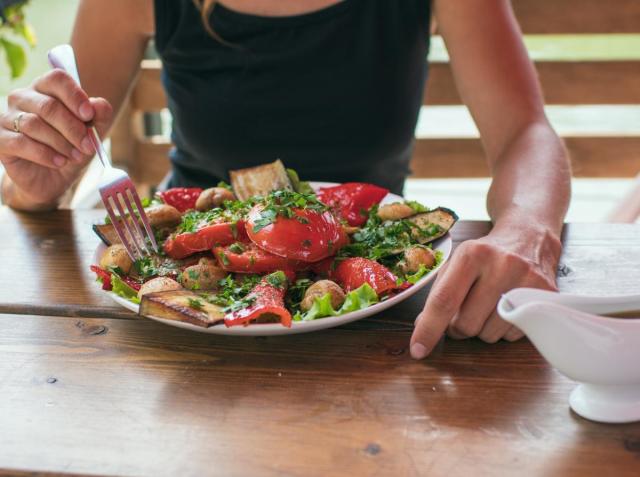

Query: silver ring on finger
<box><xmin>12</xmin><ymin>112</ymin><xmax>25</xmax><ymax>133</ymax></box>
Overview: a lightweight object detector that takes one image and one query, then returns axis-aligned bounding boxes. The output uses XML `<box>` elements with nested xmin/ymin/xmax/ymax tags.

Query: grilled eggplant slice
<box><xmin>229</xmin><ymin>159</ymin><xmax>293</xmax><ymax>201</ymax></box>
<box><xmin>93</xmin><ymin>222</ymin><xmax>121</xmax><ymax>246</ymax></box>
<box><xmin>409</xmin><ymin>207</ymin><xmax>458</xmax><ymax>244</ymax></box>
<box><xmin>140</xmin><ymin>290</ymin><xmax>225</xmax><ymax>328</ymax></box>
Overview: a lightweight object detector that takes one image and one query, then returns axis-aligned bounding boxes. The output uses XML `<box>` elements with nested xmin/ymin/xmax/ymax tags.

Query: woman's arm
<box><xmin>0</xmin><ymin>0</ymin><xmax>153</xmax><ymax>211</ymax></box>
<box><xmin>410</xmin><ymin>0</ymin><xmax>571</xmax><ymax>358</ymax></box>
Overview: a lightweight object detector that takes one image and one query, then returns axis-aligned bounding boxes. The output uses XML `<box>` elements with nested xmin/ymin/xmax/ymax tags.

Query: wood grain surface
<box><xmin>1</xmin><ymin>313</ymin><xmax>640</xmax><ymax>477</ymax></box>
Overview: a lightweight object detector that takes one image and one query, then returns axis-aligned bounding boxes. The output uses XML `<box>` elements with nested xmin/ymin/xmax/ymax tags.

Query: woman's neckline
<box><xmin>213</xmin><ymin>0</ymin><xmax>354</xmax><ymax>26</ymax></box>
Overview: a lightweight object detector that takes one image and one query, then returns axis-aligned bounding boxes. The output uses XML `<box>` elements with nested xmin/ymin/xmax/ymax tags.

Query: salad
<box><xmin>91</xmin><ymin>160</ymin><xmax>457</xmax><ymax>328</ymax></box>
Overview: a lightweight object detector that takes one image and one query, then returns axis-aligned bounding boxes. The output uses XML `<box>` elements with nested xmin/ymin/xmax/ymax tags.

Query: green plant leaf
<box><xmin>0</xmin><ymin>37</ymin><xmax>27</xmax><ymax>79</ymax></box>
<box><xmin>15</xmin><ymin>22</ymin><xmax>36</xmax><ymax>47</ymax></box>
<box><xmin>300</xmin><ymin>283</ymin><xmax>379</xmax><ymax>321</ymax></box>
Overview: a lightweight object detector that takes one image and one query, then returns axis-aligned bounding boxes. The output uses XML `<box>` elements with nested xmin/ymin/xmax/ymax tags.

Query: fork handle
<box><xmin>48</xmin><ymin>44</ymin><xmax>112</xmax><ymax>169</ymax></box>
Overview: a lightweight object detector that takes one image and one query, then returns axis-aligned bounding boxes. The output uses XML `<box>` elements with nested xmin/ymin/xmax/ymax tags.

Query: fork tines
<box><xmin>101</xmin><ymin>177</ymin><xmax>158</xmax><ymax>261</ymax></box>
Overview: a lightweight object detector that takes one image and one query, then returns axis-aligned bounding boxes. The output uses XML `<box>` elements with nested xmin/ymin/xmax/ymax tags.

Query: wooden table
<box><xmin>1</xmin><ymin>207</ymin><xmax>639</xmax><ymax>477</ymax></box>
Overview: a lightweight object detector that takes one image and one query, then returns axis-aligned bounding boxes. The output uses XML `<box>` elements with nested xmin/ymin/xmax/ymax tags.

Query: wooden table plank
<box><xmin>1</xmin><ymin>208</ymin><xmax>639</xmax><ymax>319</ymax></box>
<box><xmin>1</xmin><ymin>314</ymin><xmax>639</xmax><ymax>477</ymax></box>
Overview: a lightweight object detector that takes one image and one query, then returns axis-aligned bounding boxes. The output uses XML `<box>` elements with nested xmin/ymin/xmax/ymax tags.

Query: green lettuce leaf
<box><xmin>111</xmin><ymin>274</ymin><xmax>141</xmax><ymax>304</ymax></box>
<box><xmin>297</xmin><ymin>283</ymin><xmax>379</xmax><ymax>321</ymax></box>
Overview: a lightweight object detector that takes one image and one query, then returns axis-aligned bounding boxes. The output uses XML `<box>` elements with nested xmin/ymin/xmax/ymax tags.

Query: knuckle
<box><xmin>7</xmin><ymin>88</ymin><xmax>24</xmax><ymax>106</ymax></box>
<box><xmin>451</xmin><ymin>318</ymin><xmax>482</xmax><ymax>338</ymax></box>
<box><xmin>19</xmin><ymin>114</ymin><xmax>37</xmax><ymax>134</ymax></box>
<box><xmin>38</xmin><ymin>97</ymin><xmax>60</xmax><ymax>119</ymax></box>
<box><xmin>67</xmin><ymin>120</ymin><xmax>87</xmax><ymax>142</ymax></box>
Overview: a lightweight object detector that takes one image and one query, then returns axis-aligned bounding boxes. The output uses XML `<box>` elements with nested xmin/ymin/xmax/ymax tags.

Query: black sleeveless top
<box><xmin>154</xmin><ymin>0</ymin><xmax>431</xmax><ymax>195</ymax></box>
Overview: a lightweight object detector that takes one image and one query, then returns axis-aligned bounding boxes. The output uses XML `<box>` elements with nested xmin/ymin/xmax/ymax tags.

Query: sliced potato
<box><xmin>408</xmin><ymin>207</ymin><xmax>458</xmax><ymax>244</ymax></box>
<box><xmin>139</xmin><ymin>290</ymin><xmax>225</xmax><ymax>328</ymax></box>
<box><xmin>229</xmin><ymin>159</ymin><xmax>292</xmax><ymax>201</ymax></box>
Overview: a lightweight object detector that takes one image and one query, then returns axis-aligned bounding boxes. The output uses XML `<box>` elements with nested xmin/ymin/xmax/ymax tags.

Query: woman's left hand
<box><xmin>409</xmin><ymin>221</ymin><xmax>562</xmax><ymax>359</ymax></box>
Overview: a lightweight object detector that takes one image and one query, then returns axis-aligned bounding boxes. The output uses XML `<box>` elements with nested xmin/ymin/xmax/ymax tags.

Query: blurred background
<box><xmin>1</xmin><ymin>0</ymin><xmax>639</xmax><ymax>221</ymax></box>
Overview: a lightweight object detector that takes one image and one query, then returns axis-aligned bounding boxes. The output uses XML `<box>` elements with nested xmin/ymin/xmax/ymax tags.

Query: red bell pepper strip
<box><xmin>246</xmin><ymin>205</ymin><xmax>349</xmax><ymax>262</ymax></box>
<box><xmin>158</xmin><ymin>187</ymin><xmax>203</xmax><ymax>212</ymax></box>
<box><xmin>225</xmin><ymin>276</ymin><xmax>292</xmax><ymax>327</ymax></box>
<box><xmin>90</xmin><ymin>265</ymin><xmax>112</xmax><ymax>291</ymax></box>
<box><xmin>331</xmin><ymin>257</ymin><xmax>399</xmax><ymax>295</ymax></box>
<box><xmin>316</xmin><ymin>183</ymin><xmax>388</xmax><ymax>227</ymax></box>
<box><xmin>164</xmin><ymin>221</ymin><xmax>246</xmax><ymax>259</ymax></box>
<box><xmin>214</xmin><ymin>242</ymin><xmax>306</xmax><ymax>274</ymax></box>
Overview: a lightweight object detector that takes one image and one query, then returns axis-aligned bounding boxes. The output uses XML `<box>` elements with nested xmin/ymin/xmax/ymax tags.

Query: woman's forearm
<box><xmin>487</xmin><ymin>120</ymin><xmax>571</xmax><ymax>238</ymax></box>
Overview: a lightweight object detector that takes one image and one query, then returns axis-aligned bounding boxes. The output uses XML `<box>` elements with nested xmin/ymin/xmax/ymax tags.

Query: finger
<box><xmin>410</xmin><ymin>248</ymin><xmax>479</xmax><ymax>359</ymax></box>
<box><xmin>12</xmin><ymin>89</ymin><xmax>94</xmax><ymax>156</ymax></box>
<box><xmin>477</xmin><ymin>311</ymin><xmax>512</xmax><ymax>343</ymax></box>
<box><xmin>0</xmin><ymin>112</ymin><xmax>83</xmax><ymax>161</ymax></box>
<box><xmin>448</xmin><ymin>275</ymin><xmax>502</xmax><ymax>340</ymax></box>
<box><xmin>0</xmin><ymin>129</ymin><xmax>67</xmax><ymax>169</ymax></box>
<box><xmin>503</xmin><ymin>326</ymin><xmax>525</xmax><ymax>342</ymax></box>
<box><xmin>33</xmin><ymin>69</ymin><xmax>94</xmax><ymax>121</ymax></box>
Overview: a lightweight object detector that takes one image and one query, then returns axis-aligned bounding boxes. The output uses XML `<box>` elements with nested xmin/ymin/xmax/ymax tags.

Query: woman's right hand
<box><xmin>0</xmin><ymin>69</ymin><xmax>113</xmax><ymax>208</ymax></box>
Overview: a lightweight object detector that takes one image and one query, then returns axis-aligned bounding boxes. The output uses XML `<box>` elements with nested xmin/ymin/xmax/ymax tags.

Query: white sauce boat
<box><xmin>497</xmin><ymin>288</ymin><xmax>640</xmax><ymax>423</ymax></box>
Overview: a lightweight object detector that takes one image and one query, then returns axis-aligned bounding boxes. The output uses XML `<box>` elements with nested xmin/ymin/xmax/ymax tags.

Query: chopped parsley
<box><xmin>218</xmin><ymin>251</ymin><xmax>230</xmax><ymax>266</ymax></box>
<box><xmin>251</xmin><ymin>190</ymin><xmax>328</xmax><ymax>233</ymax></box>
<box><xmin>217</xmin><ymin>181</ymin><xmax>232</xmax><ymax>191</ymax></box>
<box><xmin>187</xmin><ymin>297</ymin><xmax>204</xmax><ymax>310</ymax></box>
<box><xmin>285</xmin><ymin>278</ymin><xmax>313</xmax><ymax>313</ymax></box>
<box><xmin>406</xmin><ymin>200</ymin><xmax>429</xmax><ymax>213</ymax></box>
<box><xmin>204</xmin><ymin>274</ymin><xmax>261</xmax><ymax>313</ymax></box>
<box><xmin>265</xmin><ymin>271</ymin><xmax>287</xmax><ymax>289</ymax></box>
<box><xmin>228</xmin><ymin>242</ymin><xmax>245</xmax><ymax>254</ymax></box>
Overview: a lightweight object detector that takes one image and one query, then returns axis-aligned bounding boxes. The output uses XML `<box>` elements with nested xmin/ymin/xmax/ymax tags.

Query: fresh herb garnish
<box><xmin>204</xmin><ymin>274</ymin><xmax>261</xmax><ymax>313</ymax></box>
<box><xmin>265</xmin><ymin>271</ymin><xmax>287</xmax><ymax>289</ymax></box>
<box><xmin>406</xmin><ymin>200</ymin><xmax>429</xmax><ymax>214</ymax></box>
<box><xmin>218</xmin><ymin>251</ymin><xmax>230</xmax><ymax>266</ymax></box>
<box><xmin>228</xmin><ymin>242</ymin><xmax>245</xmax><ymax>254</ymax></box>
<box><xmin>187</xmin><ymin>297</ymin><xmax>204</xmax><ymax>310</ymax></box>
<box><xmin>217</xmin><ymin>181</ymin><xmax>232</xmax><ymax>191</ymax></box>
<box><xmin>251</xmin><ymin>190</ymin><xmax>328</xmax><ymax>233</ymax></box>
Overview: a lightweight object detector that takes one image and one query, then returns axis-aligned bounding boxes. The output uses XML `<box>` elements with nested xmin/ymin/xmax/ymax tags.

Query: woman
<box><xmin>0</xmin><ymin>0</ymin><xmax>570</xmax><ymax>358</ymax></box>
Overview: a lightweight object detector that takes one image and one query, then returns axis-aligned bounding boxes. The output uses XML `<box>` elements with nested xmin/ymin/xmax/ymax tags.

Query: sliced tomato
<box><xmin>246</xmin><ymin>206</ymin><xmax>349</xmax><ymax>262</ymax></box>
<box><xmin>317</xmin><ymin>183</ymin><xmax>388</xmax><ymax>227</ymax></box>
<box><xmin>225</xmin><ymin>277</ymin><xmax>292</xmax><ymax>328</ymax></box>
<box><xmin>214</xmin><ymin>242</ymin><xmax>305</xmax><ymax>274</ymax></box>
<box><xmin>164</xmin><ymin>221</ymin><xmax>246</xmax><ymax>259</ymax></box>
<box><xmin>331</xmin><ymin>257</ymin><xmax>398</xmax><ymax>295</ymax></box>
<box><xmin>158</xmin><ymin>187</ymin><xmax>203</xmax><ymax>212</ymax></box>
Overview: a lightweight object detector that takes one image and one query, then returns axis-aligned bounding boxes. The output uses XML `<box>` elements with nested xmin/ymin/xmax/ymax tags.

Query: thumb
<box><xmin>89</xmin><ymin>97</ymin><xmax>114</xmax><ymax>136</ymax></box>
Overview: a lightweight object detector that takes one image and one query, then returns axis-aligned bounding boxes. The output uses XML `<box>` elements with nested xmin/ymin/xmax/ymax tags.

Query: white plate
<box><xmin>92</xmin><ymin>182</ymin><xmax>453</xmax><ymax>336</ymax></box>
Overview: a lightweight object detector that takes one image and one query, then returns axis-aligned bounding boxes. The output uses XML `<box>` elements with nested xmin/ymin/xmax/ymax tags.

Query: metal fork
<box><xmin>48</xmin><ymin>44</ymin><xmax>158</xmax><ymax>260</ymax></box>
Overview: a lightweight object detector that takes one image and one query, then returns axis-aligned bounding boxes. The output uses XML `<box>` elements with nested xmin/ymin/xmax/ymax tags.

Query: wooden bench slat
<box><xmin>132</xmin><ymin>60</ymin><xmax>166</xmax><ymax>111</ymax></box>
<box><xmin>425</xmin><ymin>61</ymin><xmax>640</xmax><ymax>105</ymax></box>
<box><xmin>411</xmin><ymin>137</ymin><xmax>640</xmax><ymax>178</ymax></box>
<box><xmin>513</xmin><ymin>0</ymin><xmax>640</xmax><ymax>34</ymax></box>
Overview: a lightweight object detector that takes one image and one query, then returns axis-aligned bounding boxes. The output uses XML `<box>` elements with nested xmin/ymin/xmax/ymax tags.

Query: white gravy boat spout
<box><xmin>497</xmin><ymin>288</ymin><xmax>640</xmax><ymax>423</ymax></box>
